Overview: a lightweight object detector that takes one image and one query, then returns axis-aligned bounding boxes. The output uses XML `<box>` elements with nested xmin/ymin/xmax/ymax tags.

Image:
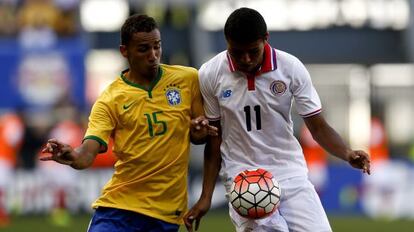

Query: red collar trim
<box><xmin>226</xmin><ymin>43</ymin><xmax>277</xmax><ymax>74</ymax></box>
<box><xmin>226</xmin><ymin>52</ymin><xmax>236</xmax><ymax>72</ymax></box>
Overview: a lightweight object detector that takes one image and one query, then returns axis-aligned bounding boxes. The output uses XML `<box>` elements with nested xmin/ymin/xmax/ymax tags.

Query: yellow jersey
<box><xmin>84</xmin><ymin>64</ymin><xmax>203</xmax><ymax>224</ymax></box>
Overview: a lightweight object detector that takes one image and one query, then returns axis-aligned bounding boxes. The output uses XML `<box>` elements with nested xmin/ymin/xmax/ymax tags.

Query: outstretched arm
<box><xmin>40</xmin><ymin>138</ymin><xmax>101</xmax><ymax>170</ymax></box>
<box><xmin>304</xmin><ymin>114</ymin><xmax>371</xmax><ymax>175</ymax></box>
<box><xmin>184</xmin><ymin>120</ymin><xmax>222</xmax><ymax>232</ymax></box>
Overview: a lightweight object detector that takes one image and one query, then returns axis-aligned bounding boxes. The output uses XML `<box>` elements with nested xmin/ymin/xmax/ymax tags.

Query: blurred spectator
<box><xmin>19</xmin><ymin>110</ymin><xmax>50</xmax><ymax>170</ymax></box>
<box><xmin>17</xmin><ymin>0</ymin><xmax>60</xmax><ymax>49</ymax></box>
<box><xmin>18</xmin><ymin>0</ymin><xmax>60</xmax><ymax>30</ymax></box>
<box><xmin>53</xmin><ymin>0</ymin><xmax>79</xmax><ymax>36</ymax></box>
<box><xmin>369</xmin><ymin>116</ymin><xmax>389</xmax><ymax>164</ymax></box>
<box><xmin>0</xmin><ymin>0</ymin><xmax>18</xmax><ymax>36</ymax></box>
<box><xmin>0</xmin><ymin>0</ymin><xmax>79</xmax><ymax>43</ymax></box>
<box><xmin>0</xmin><ymin>111</ymin><xmax>24</xmax><ymax>226</ymax></box>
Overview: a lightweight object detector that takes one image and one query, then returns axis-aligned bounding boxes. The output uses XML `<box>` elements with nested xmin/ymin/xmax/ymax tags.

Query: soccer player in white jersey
<box><xmin>184</xmin><ymin>7</ymin><xmax>371</xmax><ymax>232</ymax></box>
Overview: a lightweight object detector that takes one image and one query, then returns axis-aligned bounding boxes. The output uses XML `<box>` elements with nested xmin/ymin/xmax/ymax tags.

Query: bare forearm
<box><xmin>304</xmin><ymin>115</ymin><xmax>352</xmax><ymax>162</ymax></box>
<box><xmin>68</xmin><ymin>139</ymin><xmax>101</xmax><ymax>170</ymax></box>
<box><xmin>69</xmin><ymin>147</ymin><xmax>97</xmax><ymax>169</ymax></box>
<box><xmin>312</xmin><ymin>125</ymin><xmax>352</xmax><ymax>161</ymax></box>
<box><xmin>200</xmin><ymin>137</ymin><xmax>222</xmax><ymax>200</ymax></box>
<box><xmin>304</xmin><ymin>114</ymin><xmax>371</xmax><ymax>174</ymax></box>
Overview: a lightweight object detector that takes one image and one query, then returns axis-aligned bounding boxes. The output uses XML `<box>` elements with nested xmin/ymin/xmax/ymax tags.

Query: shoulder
<box><xmin>274</xmin><ymin>49</ymin><xmax>307</xmax><ymax>76</ymax></box>
<box><xmin>161</xmin><ymin>64</ymin><xmax>197</xmax><ymax>77</ymax></box>
<box><xmin>199</xmin><ymin>51</ymin><xmax>228</xmax><ymax>84</ymax></box>
<box><xmin>200</xmin><ymin>51</ymin><xmax>227</xmax><ymax>73</ymax></box>
<box><xmin>275</xmin><ymin>49</ymin><xmax>302</xmax><ymax>68</ymax></box>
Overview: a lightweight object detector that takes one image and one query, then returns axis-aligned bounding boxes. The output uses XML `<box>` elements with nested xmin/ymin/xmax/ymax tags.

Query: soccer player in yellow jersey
<box><xmin>40</xmin><ymin>14</ymin><xmax>217</xmax><ymax>232</ymax></box>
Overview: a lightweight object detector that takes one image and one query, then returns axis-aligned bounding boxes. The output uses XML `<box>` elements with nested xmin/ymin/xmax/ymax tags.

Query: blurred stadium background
<box><xmin>1</xmin><ymin>0</ymin><xmax>414</xmax><ymax>231</ymax></box>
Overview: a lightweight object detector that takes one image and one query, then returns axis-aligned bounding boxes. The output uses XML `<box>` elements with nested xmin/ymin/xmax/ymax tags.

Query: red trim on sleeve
<box><xmin>301</xmin><ymin>109</ymin><xmax>322</xmax><ymax>118</ymax></box>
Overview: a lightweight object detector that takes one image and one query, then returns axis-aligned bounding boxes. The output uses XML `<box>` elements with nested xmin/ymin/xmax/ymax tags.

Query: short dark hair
<box><xmin>224</xmin><ymin>7</ymin><xmax>267</xmax><ymax>43</ymax></box>
<box><xmin>121</xmin><ymin>14</ymin><xmax>158</xmax><ymax>45</ymax></box>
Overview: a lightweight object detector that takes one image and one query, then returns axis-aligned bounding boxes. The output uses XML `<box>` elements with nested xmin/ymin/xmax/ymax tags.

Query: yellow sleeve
<box><xmin>189</xmin><ymin>68</ymin><xmax>205</xmax><ymax>118</ymax></box>
<box><xmin>84</xmin><ymin>97</ymin><xmax>116</xmax><ymax>153</ymax></box>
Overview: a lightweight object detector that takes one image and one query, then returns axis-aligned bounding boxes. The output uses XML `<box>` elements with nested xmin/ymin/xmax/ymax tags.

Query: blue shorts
<box><xmin>87</xmin><ymin>207</ymin><xmax>180</xmax><ymax>232</ymax></box>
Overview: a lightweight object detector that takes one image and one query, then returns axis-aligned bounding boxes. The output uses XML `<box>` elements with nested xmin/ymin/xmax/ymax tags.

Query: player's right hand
<box><xmin>40</xmin><ymin>138</ymin><xmax>75</xmax><ymax>165</ymax></box>
<box><xmin>184</xmin><ymin>197</ymin><xmax>211</xmax><ymax>232</ymax></box>
<box><xmin>347</xmin><ymin>150</ymin><xmax>371</xmax><ymax>175</ymax></box>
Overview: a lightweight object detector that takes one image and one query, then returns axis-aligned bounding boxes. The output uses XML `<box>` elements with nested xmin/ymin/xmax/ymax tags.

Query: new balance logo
<box><xmin>220</xmin><ymin>89</ymin><xmax>232</xmax><ymax>99</ymax></box>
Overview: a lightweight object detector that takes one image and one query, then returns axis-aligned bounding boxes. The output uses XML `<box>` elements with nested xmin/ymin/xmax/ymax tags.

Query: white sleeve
<box><xmin>291</xmin><ymin>58</ymin><xmax>322</xmax><ymax>117</ymax></box>
<box><xmin>199</xmin><ymin>63</ymin><xmax>221</xmax><ymax>120</ymax></box>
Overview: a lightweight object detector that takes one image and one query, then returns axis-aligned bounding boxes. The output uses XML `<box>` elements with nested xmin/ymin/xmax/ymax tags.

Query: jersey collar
<box><xmin>120</xmin><ymin>67</ymin><xmax>163</xmax><ymax>98</ymax></box>
<box><xmin>226</xmin><ymin>43</ymin><xmax>277</xmax><ymax>74</ymax></box>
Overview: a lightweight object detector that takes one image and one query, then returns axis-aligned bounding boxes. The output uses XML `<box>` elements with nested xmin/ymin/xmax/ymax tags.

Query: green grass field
<box><xmin>2</xmin><ymin>210</ymin><xmax>414</xmax><ymax>232</ymax></box>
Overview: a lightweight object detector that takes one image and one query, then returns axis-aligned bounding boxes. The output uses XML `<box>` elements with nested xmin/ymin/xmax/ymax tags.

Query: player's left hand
<box><xmin>190</xmin><ymin>116</ymin><xmax>218</xmax><ymax>141</ymax></box>
<box><xmin>347</xmin><ymin>150</ymin><xmax>371</xmax><ymax>175</ymax></box>
<box><xmin>184</xmin><ymin>197</ymin><xmax>211</xmax><ymax>232</ymax></box>
<box><xmin>40</xmin><ymin>138</ymin><xmax>75</xmax><ymax>166</ymax></box>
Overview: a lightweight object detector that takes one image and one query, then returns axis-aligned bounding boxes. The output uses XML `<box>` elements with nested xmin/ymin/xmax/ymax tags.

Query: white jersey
<box><xmin>199</xmin><ymin>44</ymin><xmax>322</xmax><ymax>189</ymax></box>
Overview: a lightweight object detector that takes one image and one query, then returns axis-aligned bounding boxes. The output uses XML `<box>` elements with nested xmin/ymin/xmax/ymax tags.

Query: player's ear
<box><xmin>119</xmin><ymin>45</ymin><xmax>128</xmax><ymax>58</ymax></box>
<box><xmin>264</xmin><ymin>32</ymin><xmax>269</xmax><ymax>41</ymax></box>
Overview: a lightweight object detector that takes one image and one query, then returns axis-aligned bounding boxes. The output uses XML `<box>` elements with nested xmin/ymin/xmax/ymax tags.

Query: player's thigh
<box><xmin>88</xmin><ymin>207</ymin><xmax>179</xmax><ymax>232</ymax></box>
<box><xmin>279</xmin><ymin>178</ymin><xmax>331</xmax><ymax>232</ymax></box>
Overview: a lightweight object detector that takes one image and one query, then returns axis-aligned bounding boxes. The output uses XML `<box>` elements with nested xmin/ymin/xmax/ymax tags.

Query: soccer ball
<box><xmin>229</xmin><ymin>168</ymin><xmax>281</xmax><ymax>219</ymax></box>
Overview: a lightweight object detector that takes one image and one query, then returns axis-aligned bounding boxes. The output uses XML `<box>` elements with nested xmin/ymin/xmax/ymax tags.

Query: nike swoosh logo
<box><xmin>123</xmin><ymin>101</ymin><xmax>135</xmax><ymax>110</ymax></box>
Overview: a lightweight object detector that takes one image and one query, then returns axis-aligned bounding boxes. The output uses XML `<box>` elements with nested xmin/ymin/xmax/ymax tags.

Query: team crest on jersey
<box><xmin>164</xmin><ymin>84</ymin><xmax>182</xmax><ymax>106</ymax></box>
<box><xmin>270</xmin><ymin>80</ymin><xmax>287</xmax><ymax>95</ymax></box>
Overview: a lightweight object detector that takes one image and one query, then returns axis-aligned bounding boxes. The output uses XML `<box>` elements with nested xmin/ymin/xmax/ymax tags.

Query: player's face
<box><xmin>227</xmin><ymin>38</ymin><xmax>266</xmax><ymax>74</ymax></box>
<box><xmin>120</xmin><ymin>29</ymin><xmax>162</xmax><ymax>79</ymax></box>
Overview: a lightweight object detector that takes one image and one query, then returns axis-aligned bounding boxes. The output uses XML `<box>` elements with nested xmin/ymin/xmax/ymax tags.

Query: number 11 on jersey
<box><xmin>243</xmin><ymin>105</ymin><xmax>261</xmax><ymax>132</ymax></box>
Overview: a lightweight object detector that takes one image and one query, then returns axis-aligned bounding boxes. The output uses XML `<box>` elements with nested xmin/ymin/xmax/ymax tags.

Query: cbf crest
<box><xmin>164</xmin><ymin>84</ymin><xmax>182</xmax><ymax>106</ymax></box>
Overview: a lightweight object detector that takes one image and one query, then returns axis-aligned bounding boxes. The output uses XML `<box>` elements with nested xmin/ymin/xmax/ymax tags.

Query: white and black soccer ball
<box><xmin>229</xmin><ymin>168</ymin><xmax>281</xmax><ymax>219</ymax></box>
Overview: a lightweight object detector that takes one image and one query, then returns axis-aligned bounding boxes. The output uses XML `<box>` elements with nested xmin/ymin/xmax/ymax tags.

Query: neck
<box><xmin>127</xmin><ymin>68</ymin><xmax>159</xmax><ymax>89</ymax></box>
